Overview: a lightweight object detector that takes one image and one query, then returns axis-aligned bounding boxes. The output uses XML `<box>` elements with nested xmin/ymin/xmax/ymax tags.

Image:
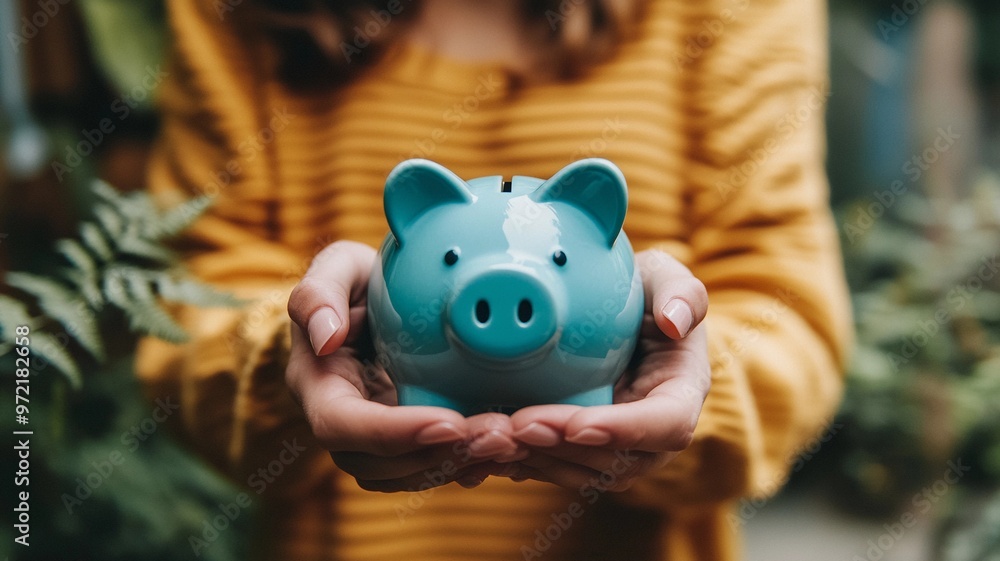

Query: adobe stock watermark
<box><xmin>877</xmin><ymin>0</ymin><xmax>931</xmax><ymax>40</ymax></box>
<box><xmin>394</xmin><ymin>438</ymin><xmax>476</xmax><ymax>524</ymax></box>
<box><xmin>340</xmin><ymin>0</ymin><xmax>415</xmax><ymax>62</ymax></box>
<box><xmin>716</xmin><ymin>85</ymin><xmax>829</xmax><ymax>201</ymax></box>
<box><xmin>6</xmin><ymin>0</ymin><xmax>70</xmax><ymax>53</ymax></box>
<box><xmin>188</xmin><ymin>439</ymin><xmax>307</xmax><ymax>557</ymax></box>
<box><xmin>553</xmin><ymin>277</ymin><xmax>638</xmax><ymax>366</ymax></box>
<box><xmin>886</xmin><ymin>253</ymin><xmax>998</xmax><ymax>371</ymax></box>
<box><xmin>198</xmin><ymin>106</ymin><xmax>293</xmax><ymax>198</ymax></box>
<box><xmin>213</xmin><ymin>0</ymin><xmax>243</xmax><ymax>20</ymax></box>
<box><xmin>60</xmin><ymin>396</ymin><xmax>180</xmax><ymax>514</ymax></box>
<box><xmin>520</xmin><ymin>449</ymin><xmax>639</xmax><ymax>559</ymax></box>
<box><xmin>712</xmin><ymin>287</ymin><xmax>801</xmax><ymax>371</ymax></box>
<box><xmin>570</xmin><ymin>118</ymin><xmax>627</xmax><ymax>161</ymax></box>
<box><xmin>672</xmin><ymin>0</ymin><xmax>751</xmax><ymax>70</ymax></box>
<box><xmin>842</xmin><ymin>126</ymin><xmax>961</xmax><ymax>244</ymax></box>
<box><xmin>403</xmin><ymin>73</ymin><xmax>502</xmax><ymax>160</ymax></box>
<box><xmin>544</xmin><ymin>0</ymin><xmax>591</xmax><ymax>30</ymax></box>
<box><xmin>51</xmin><ymin>65</ymin><xmax>170</xmax><ymax>183</ymax></box>
<box><xmin>852</xmin><ymin>459</ymin><xmax>970</xmax><ymax>561</ymax></box>
<box><xmin>728</xmin><ymin>421</ymin><xmax>844</xmax><ymax>531</ymax></box>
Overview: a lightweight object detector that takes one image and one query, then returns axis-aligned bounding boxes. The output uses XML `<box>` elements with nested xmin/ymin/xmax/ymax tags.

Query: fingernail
<box><xmin>468</xmin><ymin>431</ymin><xmax>515</xmax><ymax>457</ymax></box>
<box><xmin>457</xmin><ymin>475</ymin><xmax>486</xmax><ymax>489</ymax></box>
<box><xmin>307</xmin><ymin>307</ymin><xmax>341</xmax><ymax>355</ymax></box>
<box><xmin>661</xmin><ymin>298</ymin><xmax>693</xmax><ymax>339</ymax></box>
<box><xmin>416</xmin><ymin>422</ymin><xmax>465</xmax><ymax>445</ymax></box>
<box><xmin>513</xmin><ymin>423</ymin><xmax>561</xmax><ymax>447</ymax></box>
<box><xmin>566</xmin><ymin>428</ymin><xmax>612</xmax><ymax>446</ymax></box>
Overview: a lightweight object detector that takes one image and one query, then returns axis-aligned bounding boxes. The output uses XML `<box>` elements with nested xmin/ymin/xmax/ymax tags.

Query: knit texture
<box><xmin>136</xmin><ymin>0</ymin><xmax>851</xmax><ymax>559</ymax></box>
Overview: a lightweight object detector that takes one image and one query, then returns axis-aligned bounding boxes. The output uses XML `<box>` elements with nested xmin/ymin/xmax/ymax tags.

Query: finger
<box><xmin>515</xmin><ymin>456</ymin><xmax>601</xmax><ymax>489</ymax></box>
<box><xmin>310</xmin><ymin>391</ymin><xmax>469</xmax><ymax>457</ymax></box>
<box><xmin>285</xmin><ymin>324</ymin><xmax>377</xmax><ymax>401</ymax></box>
<box><xmin>618</xmin><ymin>322</ymin><xmax>711</xmax><ymax>404</ymax></box>
<box><xmin>287</xmin><ymin>240</ymin><xmax>376</xmax><ymax>355</ymax></box>
<box><xmin>564</xmin><ymin>392</ymin><xmax>701</xmax><ymax>453</ymax></box>
<box><xmin>355</xmin><ymin>461</ymin><xmax>517</xmax><ymax>493</ymax></box>
<box><xmin>506</xmin><ymin>457</ymin><xmax>644</xmax><ymax>492</ymax></box>
<box><xmin>290</xmin><ymin>349</ymin><xmax>469</xmax><ymax>457</ymax></box>
<box><xmin>516</xmin><ymin>443</ymin><xmax>661</xmax><ymax>477</ymax></box>
<box><xmin>461</xmin><ymin>412</ymin><xmax>520</xmax><ymax>459</ymax></box>
<box><xmin>514</xmin><ymin>330</ymin><xmax>710</xmax><ymax>452</ymax></box>
<box><xmin>332</xmin><ymin>440</ymin><xmax>500</xmax><ymax>482</ymax></box>
<box><xmin>637</xmin><ymin>249</ymin><xmax>708</xmax><ymax>340</ymax></box>
<box><xmin>510</xmin><ymin>405</ymin><xmax>579</xmax><ymax>447</ymax></box>
<box><xmin>331</xmin><ymin>414</ymin><xmax>524</xmax><ymax>481</ymax></box>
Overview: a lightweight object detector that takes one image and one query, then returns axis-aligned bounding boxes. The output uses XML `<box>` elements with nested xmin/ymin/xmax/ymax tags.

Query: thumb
<box><xmin>288</xmin><ymin>241</ymin><xmax>376</xmax><ymax>355</ymax></box>
<box><xmin>638</xmin><ymin>249</ymin><xmax>708</xmax><ymax>340</ymax></box>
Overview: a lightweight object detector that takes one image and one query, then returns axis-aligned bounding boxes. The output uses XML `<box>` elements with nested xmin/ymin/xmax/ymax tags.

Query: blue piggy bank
<box><xmin>367</xmin><ymin>158</ymin><xmax>644</xmax><ymax>415</ymax></box>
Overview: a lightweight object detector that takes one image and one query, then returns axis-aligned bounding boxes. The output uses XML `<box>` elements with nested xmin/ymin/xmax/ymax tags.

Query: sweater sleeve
<box><xmin>620</xmin><ymin>0</ymin><xmax>852</xmax><ymax>510</ymax></box>
<box><xmin>133</xmin><ymin>0</ymin><xmax>328</xmax><ymax>492</ymax></box>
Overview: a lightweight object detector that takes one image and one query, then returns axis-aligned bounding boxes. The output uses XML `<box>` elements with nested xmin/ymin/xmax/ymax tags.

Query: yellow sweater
<box><xmin>136</xmin><ymin>0</ymin><xmax>851</xmax><ymax>559</ymax></box>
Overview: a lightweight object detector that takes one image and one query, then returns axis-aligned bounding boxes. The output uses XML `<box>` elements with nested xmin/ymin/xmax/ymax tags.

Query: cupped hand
<box><xmin>508</xmin><ymin>249</ymin><xmax>711</xmax><ymax>491</ymax></box>
<box><xmin>286</xmin><ymin>241</ymin><xmax>521</xmax><ymax>492</ymax></box>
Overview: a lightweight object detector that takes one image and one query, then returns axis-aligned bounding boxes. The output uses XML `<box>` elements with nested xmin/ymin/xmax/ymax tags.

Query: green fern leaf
<box><xmin>57</xmin><ymin>239</ymin><xmax>98</xmax><ymax>275</ymax></box>
<box><xmin>60</xmin><ymin>267</ymin><xmax>105</xmax><ymax>309</ymax></box>
<box><xmin>104</xmin><ymin>267</ymin><xmax>188</xmax><ymax>342</ymax></box>
<box><xmin>93</xmin><ymin>202</ymin><xmax>124</xmax><ymax>239</ymax></box>
<box><xmin>6</xmin><ymin>272</ymin><xmax>105</xmax><ymax>362</ymax></box>
<box><xmin>30</xmin><ymin>330</ymin><xmax>83</xmax><ymax>388</ymax></box>
<box><xmin>121</xmin><ymin>190</ymin><xmax>159</xmax><ymax>222</ymax></box>
<box><xmin>124</xmin><ymin>299</ymin><xmax>188</xmax><ymax>343</ymax></box>
<box><xmin>155</xmin><ymin>273</ymin><xmax>243</xmax><ymax>307</ymax></box>
<box><xmin>0</xmin><ymin>294</ymin><xmax>36</xmax><ymax>342</ymax></box>
<box><xmin>80</xmin><ymin>270</ymin><xmax>105</xmax><ymax>309</ymax></box>
<box><xmin>118</xmin><ymin>235</ymin><xmax>175</xmax><ymax>263</ymax></box>
<box><xmin>147</xmin><ymin>195</ymin><xmax>213</xmax><ymax>239</ymax></box>
<box><xmin>124</xmin><ymin>274</ymin><xmax>188</xmax><ymax>342</ymax></box>
<box><xmin>80</xmin><ymin>222</ymin><xmax>114</xmax><ymax>261</ymax></box>
<box><xmin>103</xmin><ymin>267</ymin><xmax>131</xmax><ymax>309</ymax></box>
<box><xmin>91</xmin><ymin>178</ymin><xmax>125</xmax><ymax>205</ymax></box>
<box><xmin>93</xmin><ymin>181</ymin><xmax>162</xmax><ymax>232</ymax></box>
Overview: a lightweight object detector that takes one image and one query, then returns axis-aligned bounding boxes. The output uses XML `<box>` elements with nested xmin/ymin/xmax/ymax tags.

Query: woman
<box><xmin>137</xmin><ymin>0</ymin><xmax>852</xmax><ymax>559</ymax></box>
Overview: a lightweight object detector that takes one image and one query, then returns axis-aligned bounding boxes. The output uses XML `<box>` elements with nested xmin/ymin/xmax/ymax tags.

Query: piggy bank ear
<box><xmin>531</xmin><ymin>159</ymin><xmax>627</xmax><ymax>247</ymax></box>
<box><xmin>384</xmin><ymin>159</ymin><xmax>475</xmax><ymax>244</ymax></box>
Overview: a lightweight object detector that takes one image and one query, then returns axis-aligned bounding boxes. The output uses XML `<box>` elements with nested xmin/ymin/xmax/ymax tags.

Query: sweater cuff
<box><xmin>136</xmin><ymin>282</ymin><xmax>332</xmax><ymax>494</ymax></box>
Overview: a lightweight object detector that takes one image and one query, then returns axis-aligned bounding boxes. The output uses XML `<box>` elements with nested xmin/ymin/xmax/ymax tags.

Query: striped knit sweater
<box><xmin>136</xmin><ymin>0</ymin><xmax>851</xmax><ymax>559</ymax></box>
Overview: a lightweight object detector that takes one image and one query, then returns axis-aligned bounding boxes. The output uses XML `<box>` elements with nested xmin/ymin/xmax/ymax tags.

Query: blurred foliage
<box><xmin>0</xmin><ymin>180</ymin><xmax>239</xmax><ymax>386</ymax></box>
<box><xmin>0</xmin><ymin>182</ymin><xmax>248</xmax><ymax>561</ymax></box>
<box><xmin>830</xmin><ymin>169</ymin><xmax>1000</xmax><ymax>517</ymax></box>
<box><xmin>936</xmin><ymin>487</ymin><xmax>1000</xmax><ymax>561</ymax></box>
<box><xmin>0</xmin><ymin>358</ymin><xmax>252</xmax><ymax>561</ymax></box>
<box><xmin>77</xmin><ymin>0</ymin><xmax>167</xmax><ymax>109</ymax></box>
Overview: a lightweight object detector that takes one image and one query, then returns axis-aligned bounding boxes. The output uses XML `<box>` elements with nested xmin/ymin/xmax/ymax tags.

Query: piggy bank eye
<box><xmin>552</xmin><ymin>250</ymin><xmax>567</xmax><ymax>267</ymax></box>
<box><xmin>444</xmin><ymin>248</ymin><xmax>460</xmax><ymax>266</ymax></box>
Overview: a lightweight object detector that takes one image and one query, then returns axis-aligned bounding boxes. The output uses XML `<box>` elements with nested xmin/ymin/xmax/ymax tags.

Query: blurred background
<box><xmin>1</xmin><ymin>1</ymin><xmax>999</xmax><ymax>560</ymax></box>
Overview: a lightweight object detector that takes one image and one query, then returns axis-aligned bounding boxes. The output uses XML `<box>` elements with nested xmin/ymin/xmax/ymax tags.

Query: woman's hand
<box><xmin>508</xmin><ymin>249</ymin><xmax>711</xmax><ymax>491</ymax></box>
<box><xmin>286</xmin><ymin>241</ymin><xmax>521</xmax><ymax>492</ymax></box>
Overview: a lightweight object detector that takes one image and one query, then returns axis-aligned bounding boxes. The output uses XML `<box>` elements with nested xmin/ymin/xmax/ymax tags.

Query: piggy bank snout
<box><xmin>447</xmin><ymin>268</ymin><xmax>558</xmax><ymax>360</ymax></box>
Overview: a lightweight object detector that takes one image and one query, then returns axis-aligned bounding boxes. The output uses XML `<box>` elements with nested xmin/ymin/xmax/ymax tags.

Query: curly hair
<box><xmin>232</xmin><ymin>0</ymin><xmax>647</xmax><ymax>90</ymax></box>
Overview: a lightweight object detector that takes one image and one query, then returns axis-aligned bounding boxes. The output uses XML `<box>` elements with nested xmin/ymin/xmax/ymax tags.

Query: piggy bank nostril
<box><xmin>517</xmin><ymin>299</ymin><xmax>533</xmax><ymax>324</ymax></box>
<box><xmin>475</xmin><ymin>299</ymin><xmax>491</xmax><ymax>324</ymax></box>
